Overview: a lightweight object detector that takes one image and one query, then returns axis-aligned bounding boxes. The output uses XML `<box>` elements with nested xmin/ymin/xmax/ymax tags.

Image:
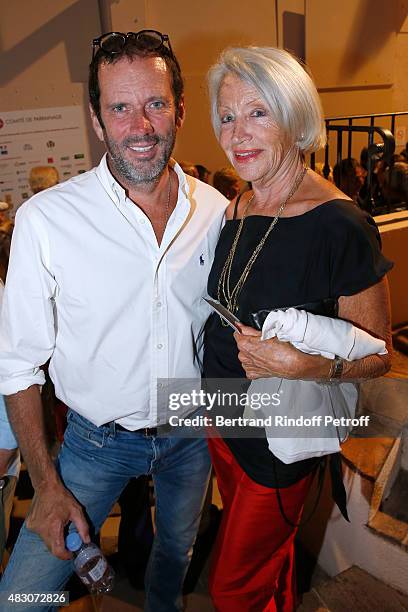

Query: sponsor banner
<box><xmin>0</xmin><ymin>106</ymin><xmax>91</xmax><ymax>213</ymax></box>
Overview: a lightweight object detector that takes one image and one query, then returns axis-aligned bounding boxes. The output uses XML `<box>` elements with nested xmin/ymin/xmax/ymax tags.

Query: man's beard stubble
<box><xmin>105</xmin><ymin>128</ymin><xmax>177</xmax><ymax>186</ymax></box>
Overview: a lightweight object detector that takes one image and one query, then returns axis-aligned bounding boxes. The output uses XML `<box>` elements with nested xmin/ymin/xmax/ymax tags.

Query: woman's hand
<box><xmin>235</xmin><ymin>324</ymin><xmax>329</xmax><ymax>380</ymax></box>
<box><xmin>235</xmin><ymin>277</ymin><xmax>392</xmax><ymax>382</ymax></box>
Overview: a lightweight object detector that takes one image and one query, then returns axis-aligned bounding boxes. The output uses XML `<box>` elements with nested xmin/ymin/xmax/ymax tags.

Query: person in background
<box><xmin>401</xmin><ymin>142</ymin><xmax>408</xmax><ymax>162</ymax></box>
<box><xmin>28</xmin><ymin>166</ymin><xmax>59</xmax><ymax>194</ymax></box>
<box><xmin>380</xmin><ymin>161</ymin><xmax>408</xmax><ymax>207</ymax></box>
<box><xmin>213</xmin><ymin>166</ymin><xmax>242</xmax><ymax>200</ymax></box>
<box><xmin>0</xmin><ymin>203</ymin><xmax>13</xmax><ymax>237</ymax></box>
<box><xmin>0</xmin><ymin>281</ymin><xmax>20</xmax><ymax>572</ymax></box>
<box><xmin>313</xmin><ymin>161</ymin><xmax>333</xmax><ymax>182</ymax></box>
<box><xmin>333</xmin><ymin>157</ymin><xmax>365</xmax><ymax>204</ymax></box>
<box><xmin>359</xmin><ymin>147</ymin><xmax>384</xmax><ymax>211</ymax></box>
<box><xmin>204</xmin><ymin>45</ymin><xmax>392</xmax><ymax>611</ymax></box>
<box><xmin>360</xmin><ymin>146</ymin><xmax>370</xmax><ymax>174</ymax></box>
<box><xmin>196</xmin><ymin>164</ymin><xmax>211</xmax><ymax>183</ymax></box>
<box><xmin>178</xmin><ymin>160</ymin><xmax>199</xmax><ymax>178</ymax></box>
<box><xmin>29</xmin><ymin>168</ymin><xmax>63</xmax><ymax>455</ymax></box>
<box><xmin>0</xmin><ymin>203</ymin><xmax>13</xmax><ymax>283</ymax></box>
<box><xmin>0</xmin><ymin>29</ymin><xmax>226</xmax><ymax>611</ymax></box>
<box><xmin>0</xmin><ymin>396</ymin><xmax>19</xmax><ymax>575</ymax></box>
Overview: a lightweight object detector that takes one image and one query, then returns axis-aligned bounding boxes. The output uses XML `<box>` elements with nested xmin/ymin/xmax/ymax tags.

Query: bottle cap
<box><xmin>66</xmin><ymin>532</ymin><xmax>82</xmax><ymax>552</ymax></box>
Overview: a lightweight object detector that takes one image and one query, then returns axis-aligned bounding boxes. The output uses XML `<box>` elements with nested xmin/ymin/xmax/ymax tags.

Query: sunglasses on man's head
<box><xmin>92</xmin><ymin>30</ymin><xmax>174</xmax><ymax>60</ymax></box>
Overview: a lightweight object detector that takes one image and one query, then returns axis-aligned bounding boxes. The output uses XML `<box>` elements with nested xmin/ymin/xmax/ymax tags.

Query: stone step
<box><xmin>299</xmin><ymin>566</ymin><xmax>408</xmax><ymax>612</ymax></box>
<box><xmin>381</xmin><ymin>468</ymin><xmax>408</xmax><ymax>523</ymax></box>
<box><xmin>297</xmin><ymin>589</ymin><xmax>329</xmax><ymax>611</ymax></box>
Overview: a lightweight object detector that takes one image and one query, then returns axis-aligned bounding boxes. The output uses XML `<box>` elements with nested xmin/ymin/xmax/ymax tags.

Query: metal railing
<box><xmin>310</xmin><ymin>112</ymin><xmax>408</xmax><ymax>214</ymax></box>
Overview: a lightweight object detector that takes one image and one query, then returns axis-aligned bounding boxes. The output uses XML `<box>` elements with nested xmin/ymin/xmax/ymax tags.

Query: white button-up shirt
<box><xmin>0</xmin><ymin>155</ymin><xmax>227</xmax><ymax>428</ymax></box>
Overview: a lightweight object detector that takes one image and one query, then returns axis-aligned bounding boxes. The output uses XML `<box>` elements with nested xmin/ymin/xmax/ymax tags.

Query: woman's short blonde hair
<box><xmin>29</xmin><ymin>166</ymin><xmax>59</xmax><ymax>194</ymax></box>
<box><xmin>208</xmin><ymin>46</ymin><xmax>326</xmax><ymax>154</ymax></box>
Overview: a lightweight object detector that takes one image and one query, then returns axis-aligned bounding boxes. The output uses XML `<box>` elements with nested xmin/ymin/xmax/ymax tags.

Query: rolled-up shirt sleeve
<box><xmin>0</xmin><ymin>203</ymin><xmax>57</xmax><ymax>395</ymax></box>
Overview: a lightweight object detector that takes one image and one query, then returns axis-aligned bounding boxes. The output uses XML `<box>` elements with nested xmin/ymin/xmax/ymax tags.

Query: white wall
<box><xmin>0</xmin><ymin>0</ymin><xmax>105</xmax><ymax>165</ymax></box>
<box><xmin>1</xmin><ymin>0</ymin><xmax>406</xmax><ymax>173</ymax></box>
<box><xmin>119</xmin><ymin>0</ymin><xmax>280</xmax><ymax>171</ymax></box>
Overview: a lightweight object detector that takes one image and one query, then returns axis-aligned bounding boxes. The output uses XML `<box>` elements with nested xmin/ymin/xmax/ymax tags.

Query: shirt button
<box><xmin>156</xmin><ymin>301</ymin><xmax>162</xmax><ymax>308</ymax></box>
<box><xmin>157</xmin><ymin>343</ymin><xmax>163</xmax><ymax>349</ymax></box>
<box><xmin>139</xmin><ymin>219</ymin><xmax>145</xmax><ymax>224</ymax></box>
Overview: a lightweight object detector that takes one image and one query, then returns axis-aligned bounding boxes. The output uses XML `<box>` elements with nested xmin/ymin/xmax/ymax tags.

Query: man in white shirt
<box><xmin>0</xmin><ymin>31</ymin><xmax>226</xmax><ymax>610</ymax></box>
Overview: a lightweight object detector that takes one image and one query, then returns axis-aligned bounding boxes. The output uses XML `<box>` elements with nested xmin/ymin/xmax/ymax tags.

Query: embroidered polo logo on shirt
<box><xmin>199</xmin><ymin>254</ymin><xmax>205</xmax><ymax>266</ymax></box>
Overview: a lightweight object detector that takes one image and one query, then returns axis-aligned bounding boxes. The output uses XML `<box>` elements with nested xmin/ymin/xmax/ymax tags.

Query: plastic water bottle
<box><xmin>65</xmin><ymin>532</ymin><xmax>115</xmax><ymax>594</ymax></box>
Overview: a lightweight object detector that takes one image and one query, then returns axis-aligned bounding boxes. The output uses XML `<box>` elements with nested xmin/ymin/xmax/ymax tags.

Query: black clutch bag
<box><xmin>249</xmin><ymin>298</ymin><xmax>338</xmax><ymax>331</ymax></box>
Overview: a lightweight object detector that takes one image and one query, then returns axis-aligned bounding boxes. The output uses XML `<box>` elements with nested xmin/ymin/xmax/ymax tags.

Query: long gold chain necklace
<box><xmin>217</xmin><ymin>166</ymin><xmax>307</xmax><ymax>319</ymax></box>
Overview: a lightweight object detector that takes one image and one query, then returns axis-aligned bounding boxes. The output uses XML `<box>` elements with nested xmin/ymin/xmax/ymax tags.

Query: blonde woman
<box><xmin>204</xmin><ymin>47</ymin><xmax>392</xmax><ymax>611</ymax></box>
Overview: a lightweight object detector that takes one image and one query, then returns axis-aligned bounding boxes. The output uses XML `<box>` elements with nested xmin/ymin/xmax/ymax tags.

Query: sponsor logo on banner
<box><xmin>0</xmin><ymin>106</ymin><xmax>90</xmax><ymax>209</ymax></box>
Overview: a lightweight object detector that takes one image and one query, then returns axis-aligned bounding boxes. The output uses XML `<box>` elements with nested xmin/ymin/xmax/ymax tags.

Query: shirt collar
<box><xmin>170</xmin><ymin>158</ymin><xmax>191</xmax><ymax>200</ymax></box>
<box><xmin>95</xmin><ymin>153</ymin><xmax>191</xmax><ymax>208</ymax></box>
<box><xmin>95</xmin><ymin>153</ymin><xmax>126</xmax><ymax>206</ymax></box>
